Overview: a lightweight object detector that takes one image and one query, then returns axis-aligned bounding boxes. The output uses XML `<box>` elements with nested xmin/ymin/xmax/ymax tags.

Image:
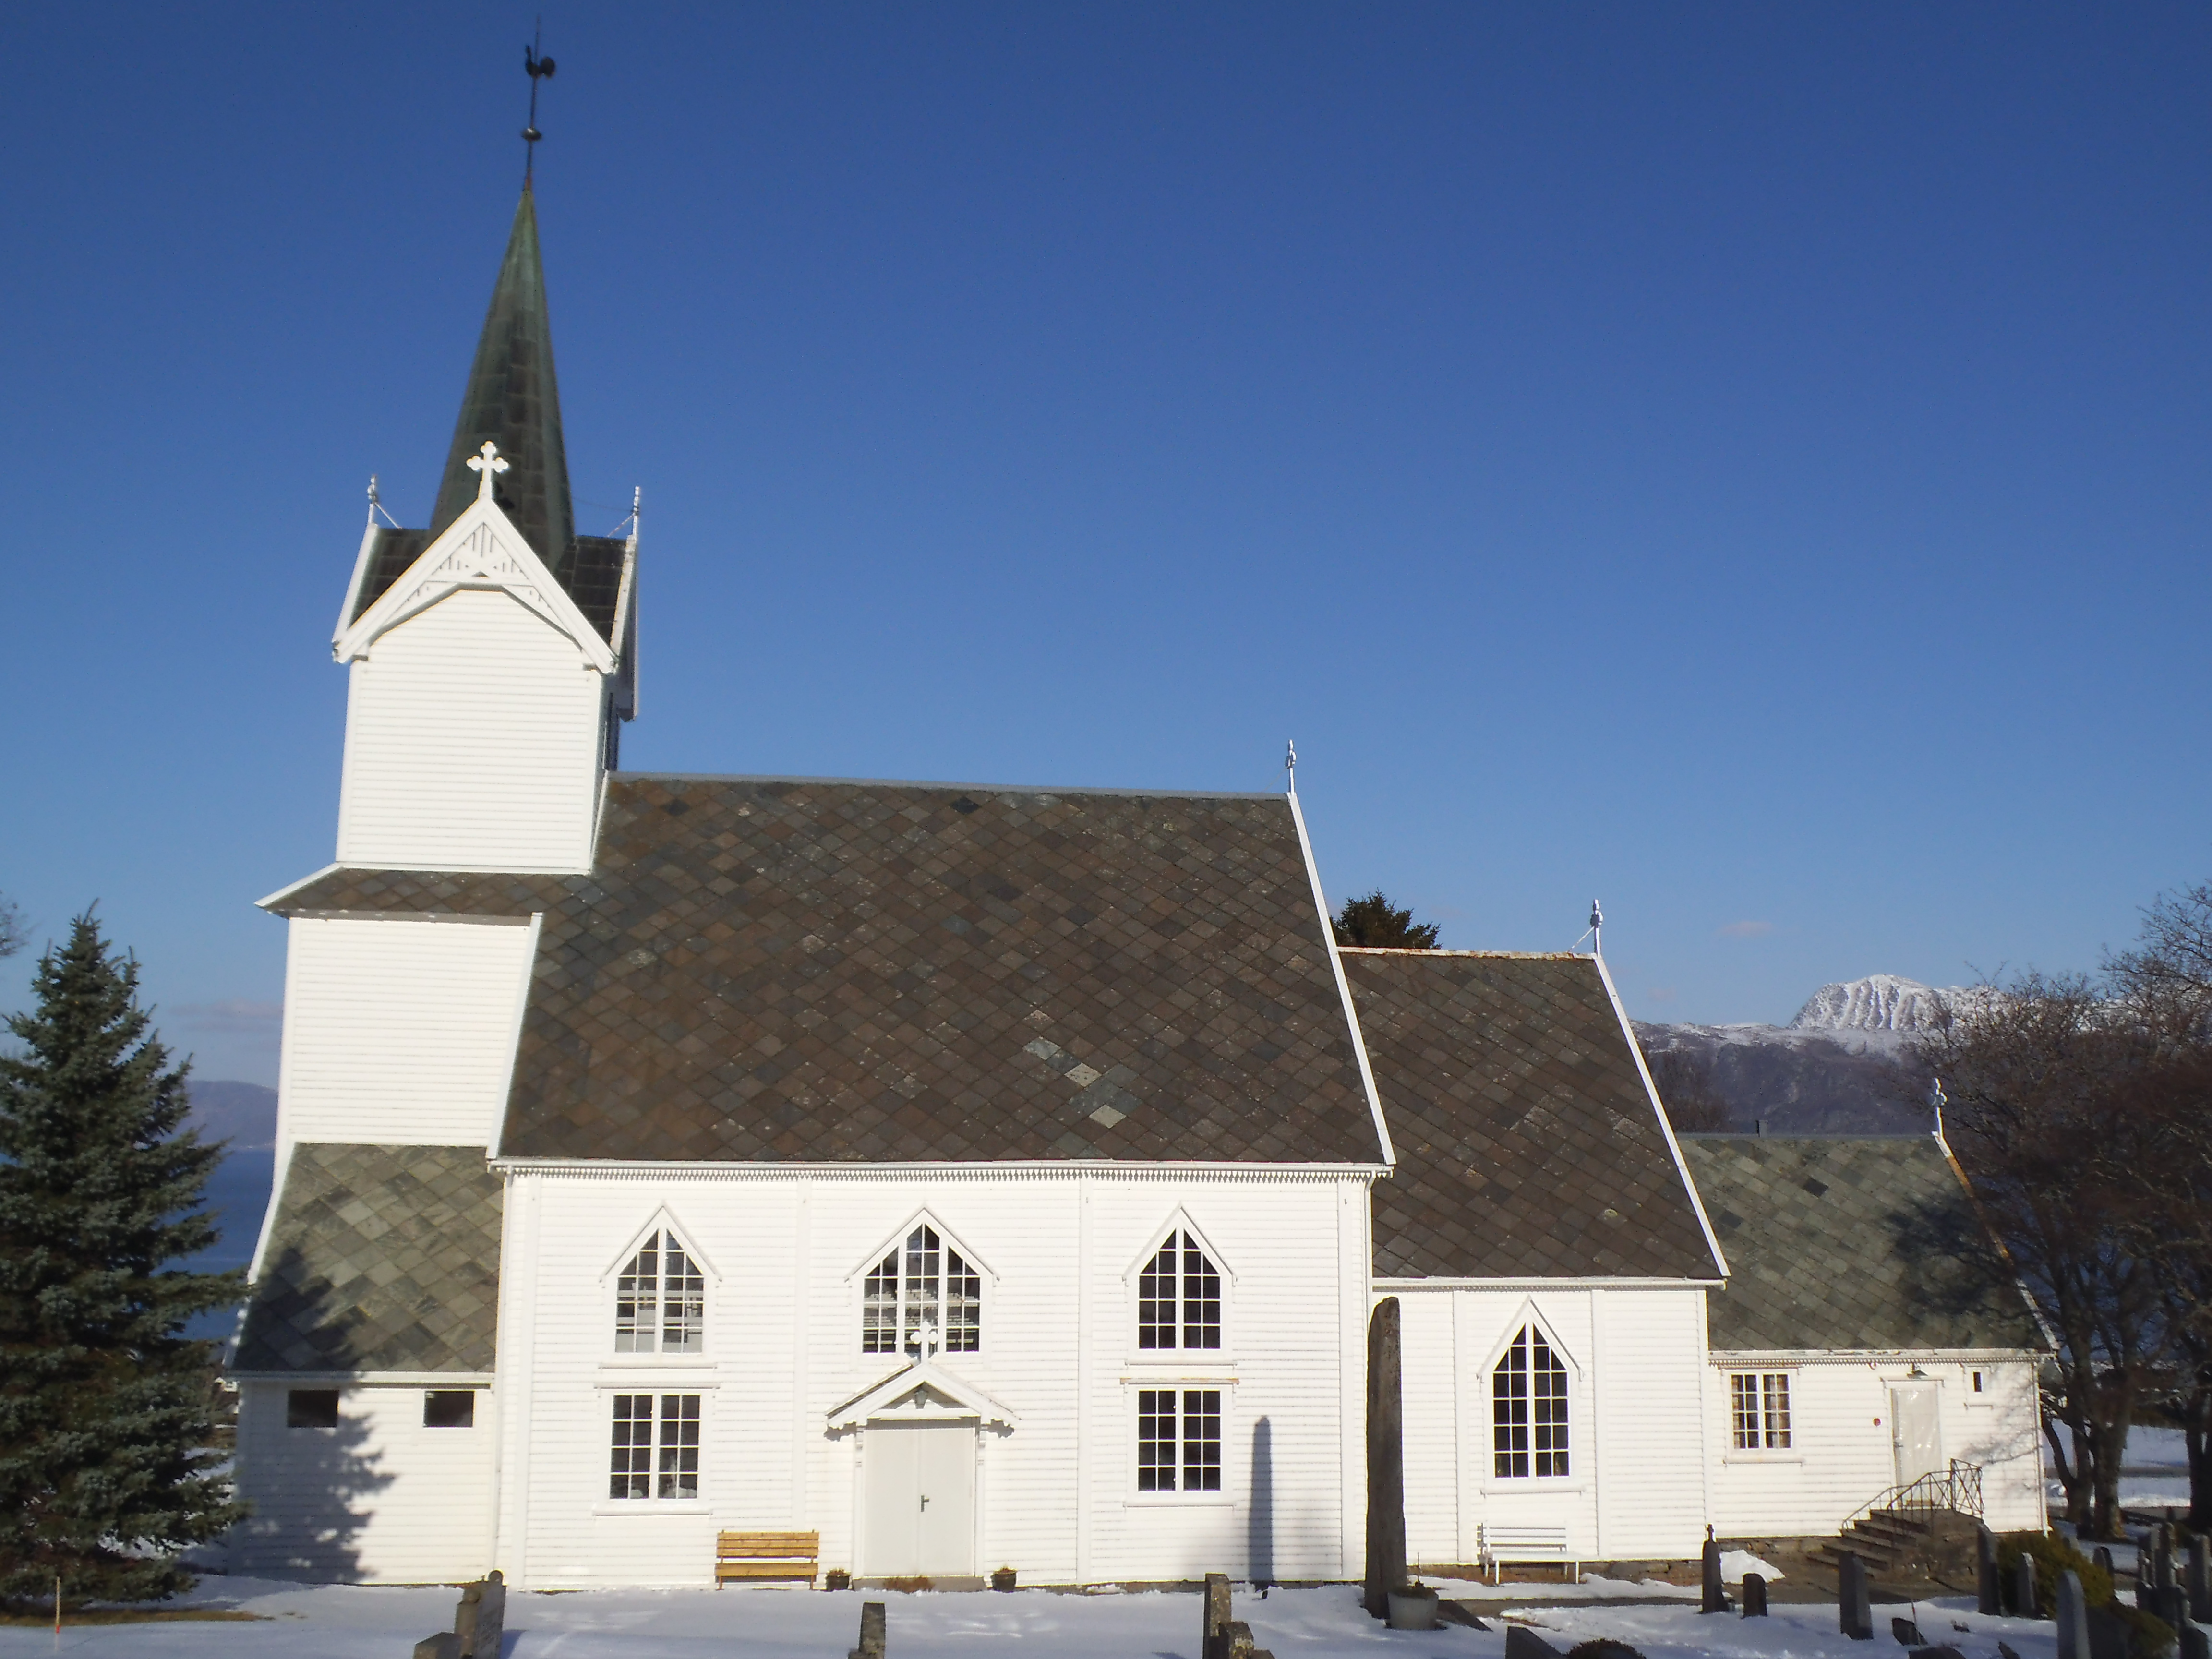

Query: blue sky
<box><xmin>2</xmin><ymin>3</ymin><xmax>2207</xmax><ymax>1086</ymax></box>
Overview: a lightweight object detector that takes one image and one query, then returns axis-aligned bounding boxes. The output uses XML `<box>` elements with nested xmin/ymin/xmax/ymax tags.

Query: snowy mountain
<box><xmin>1636</xmin><ymin>974</ymin><xmax>1970</xmax><ymax>1133</ymax></box>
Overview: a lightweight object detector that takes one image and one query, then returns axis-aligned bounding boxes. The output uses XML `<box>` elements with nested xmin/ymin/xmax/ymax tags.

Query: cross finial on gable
<box><xmin>467</xmin><ymin>441</ymin><xmax>511</xmax><ymax>502</ymax></box>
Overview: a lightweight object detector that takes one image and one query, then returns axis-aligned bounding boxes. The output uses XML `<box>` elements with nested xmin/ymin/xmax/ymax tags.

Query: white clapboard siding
<box><xmin>277</xmin><ymin>915</ymin><xmax>534</xmax><ymax>1149</ymax></box>
<box><xmin>1710</xmin><ymin>1355</ymin><xmax>2045</xmax><ymax>1537</ymax></box>
<box><xmin>233</xmin><ymin>1383</ymin><xmax>495</xmax><ymax>1583</ymax></box>
<box><xmin>1393</xmin><ymin>1281</ymin><xmax>1711</xmax><ymax>1570</ymax></box>
<box><xmin>490</xmin><ymin>1167</ymin><xmax>1371</xmax><ymax>1590</ymax></box>
<box><xmin>336</xmin><ymin>587</ymin><xmax>605</xmax><ymax>872</ymax></box>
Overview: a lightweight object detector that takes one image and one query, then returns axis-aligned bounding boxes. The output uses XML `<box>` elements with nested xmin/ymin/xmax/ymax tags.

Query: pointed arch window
<box><xmin>862</xmin><ymin>1226</ymin><xmax>981</xmax><ymax>1355</ymax></box>
<box><xmin>614</xmin><ymin>1230</ymin><xmax>706</xmax><ymax>1355</ymax></box>
<box><xmin>1138</xmin><ymin>1230</ymin><xmax>1221</xmax><ymax>1351</ymax></box>
<box><xmin>1493</xmin><ymin>1325</ymin><xmax>1569</xmax><ymax>1478</ymax></box>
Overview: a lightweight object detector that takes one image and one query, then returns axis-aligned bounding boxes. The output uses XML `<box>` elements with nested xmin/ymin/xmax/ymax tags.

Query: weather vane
<box><xmin>522</xmin><ymin>21</ymin><xmax>557</xmax><ymax>183</ymax></box>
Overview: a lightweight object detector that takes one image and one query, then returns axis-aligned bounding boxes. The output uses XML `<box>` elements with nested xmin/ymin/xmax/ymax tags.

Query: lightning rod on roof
<box><xmin>1285</xmin><ymin>738</ymin><xmax>1297</xmax><ymax>796</ymax></box>
<box><xmin>1590</xmin><ymin>899</ymin><xmax>1603</xmax><ymax>958</ymax></box>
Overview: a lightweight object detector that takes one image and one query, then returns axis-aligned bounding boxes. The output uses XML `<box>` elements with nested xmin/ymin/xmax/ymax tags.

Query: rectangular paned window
<box><xmin>660</xmin><ymin>1241</ymin><xmax>705</xmax><ymax>1354</ymax></box>
<box><xmin>610</xmin><ymin>1393</ymin><xmax>701</xmax><ymax>1500</ymax></box>
<box><xmin>1731</xmin><ymin>1372</ymin><xmax>1792</xmax><ymax>1449</ymax></box>
<box><xmin>1138</xmin><ymin>1231</ymin><xmax>1223</xmax><ymax>1350</ymax></box>
<box><xmin>1493</xmin><ymin>1326</ymin><xmax>1569</xmax><ymax>1478</ymax></box>
<box><xmin>1137</xmin><ymin>1388</ymin><xmax>1222</xmax><ymax>1492</ymax></box>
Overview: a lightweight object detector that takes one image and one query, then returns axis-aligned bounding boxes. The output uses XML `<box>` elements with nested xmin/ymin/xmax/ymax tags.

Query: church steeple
<box><xmin>428</xmin><ymin>184</ymin><xmax>574</xmax><ymax>568</ymax></box>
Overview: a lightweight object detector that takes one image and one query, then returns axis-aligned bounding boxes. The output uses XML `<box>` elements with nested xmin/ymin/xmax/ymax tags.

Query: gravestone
<box><xmin>412</xmin><ymin>1638</ymin><xmax>459</xmax><ymax>1659</ymax></box>
<box><xmin>2152</xmin><ymin>1586</ymin><xmax>2191</xmax><ymax>1633</ymax></box>
<box><xmin>2179</xmin><ymin>1617</ymin><xmax>2210</xmax><ymax>1659</ymax></box>
<box><xmin>2056</xmin><ymin>1569</ymin><xmax>2089</xmax><ymax>1659</ymax></box>
<box><xmin>2093</xmin><ymin>1547</ymin><xmax>2114</xmax><ymax>1578</ymax></box>
<box><xmin>1701</xmin><ymin>1535</ymin><xmax>1727</xmax><ymax>1614</ymax></box>
<box><xmin>849</xmin><ymin>1599</ymin><xmax>886</xmax><ymax>1659</ymax></box>
<box><xmin>1503</xmin><ymin>1627</ymin><xmax>1563</xmax><ymax>1659</ymax></box>
<box><xmin>2158</xmin><ymin>1533</ymin><xmax>2179</xmax><ymax>1594</ymax></box>
<box><xmin>1203</xmin><ymin>1574</ymin><xmax>1232</xmax><ymax>1659</ymax></box>
<box><xmin>2016</xmin><ymin>1551</ymin><xmax>2040</xmax><ymax>1618</ymax></box>
<box><xmin>1742</xmin><ymin>1573</ymin><xmax>1768</xmax><ymax>1617</ymax></box>
<box><xmin>456</xmin><ymin>1572</ymin><xmax>505</xmax><ymax>1659</ymax></box>
<box><xmin>1839</xmin><ymin>1551</ymin><xmax>1872</xmax><ymax>1641</ymax></box>
<box><xmin>1893</xmin><ymin>1616</ymin><xmax>1926</xmax><ymax>1646</ymax></box>
<box><xmin>2085</xmin><ymin>1606</ymin><xmax>2129</xmax><ymax>1659</ymax></box>
<box><xmin>1979</xmin><ymin>1526</ymin><xmax>2001</xmax><ymax>1616</ymax></box>
<box><xmin>1362</xmin><ymin>1298</ymin><xmax>1405</xmax><ymax>1620</ymax></box>
<box><xmin>2193</xmin><ymin>1537</ymin><xmax>2212</xmax><ymax>1623</ymax></box>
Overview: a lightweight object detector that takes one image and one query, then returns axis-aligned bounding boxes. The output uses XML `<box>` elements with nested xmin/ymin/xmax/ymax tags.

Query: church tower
<box><xmin>329</xmin><ymin>185</ymin><xmax>635</xmax><ymax>873</ymax></box>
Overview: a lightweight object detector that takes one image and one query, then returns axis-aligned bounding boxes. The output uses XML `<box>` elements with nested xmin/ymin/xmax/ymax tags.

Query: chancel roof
<box><xmin>1343</xmin><ymin>950</ymin><xmax>1724</xmax><ymax>1281</ymax></box>
<box><xmin>233</xmin><ymin>1143</ymin><xmax>502</xmax><ymax>1375</ymax></box>
<box><xmin>268</xmin><ymin>775</ymin><xmax>1387</xmax><ymax>1166</ymax></box>
<box><xmin>1679</xmin><ymin>1135</ymin><xmax>2046</xmax><ymax>1352</ymax></box>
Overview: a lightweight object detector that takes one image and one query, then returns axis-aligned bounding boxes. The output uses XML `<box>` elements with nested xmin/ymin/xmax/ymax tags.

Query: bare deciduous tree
<box><xmin>1911</xmin><ymin>973</ymin><xmax>2162</xmax><ymax>1540</ymax></box>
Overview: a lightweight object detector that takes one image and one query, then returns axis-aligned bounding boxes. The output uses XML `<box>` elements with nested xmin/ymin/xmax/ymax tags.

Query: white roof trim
<box><xmin>826</xmin><ymin>1358</ymin><xmax>1021</xmax><ymax>1429</ymax></box>
<box><xmin>333</xmin><ymin>494</ymin><xmax>615</xmax><ymax>674</ymax></box>
<box><xmin>1594</xmin><ymin>953</ymin><xmax>1731</xmax><ymax>1282</ymax></box>
<box><xmin>1285</xmin><ymin>789</ymin><xmax>1395</xmax><ymax>1167</ymax></box>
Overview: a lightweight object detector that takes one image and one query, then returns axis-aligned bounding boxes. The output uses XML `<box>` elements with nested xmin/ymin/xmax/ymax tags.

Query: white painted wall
<box><xmin>232</xmin><ymin>1382</ymin><xmax>496</xmax><ymax>1582</ymax></box>
<box><xmin>336</xmin><ymin>586</ymin><xmax>605</xmax><ymax>872</ymax></box>
<box><xmin>276</xmin><ymin>915</ymin><xmax>535</xmax><ymax>1150</ymax></box>
<box><xmin>489</xmin><ymin>1167</ymin><xmax>1376</xmax><ymax>1590</ymax></box>
<box><xmin>1393</xmin><ymin>1281</ymin><xmax>1713</xmax><ymax>1571</ymax></box>
<box><xmin>1707</xmin><ymin>1355</ymin><xmax>2044</xmax><ymax>1538</ymax></box>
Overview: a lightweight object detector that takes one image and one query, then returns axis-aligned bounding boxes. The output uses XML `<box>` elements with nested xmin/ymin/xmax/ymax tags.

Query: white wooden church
<box><xmin>228</xmin><ymin>185</ymin><xmax>2051</xmax><ymax>1589</ymax></box>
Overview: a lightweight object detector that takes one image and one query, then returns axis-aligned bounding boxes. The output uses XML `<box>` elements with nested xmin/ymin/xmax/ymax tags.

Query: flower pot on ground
<box><xmin>991</xmin><ymin>1567</ymin><xmax>1017</xmax><ymax>1592</ymax></box>
<box><xmin>1386</xmin><ymin>1585</ymin><xmax>1439</xmax><ymax>1630</ymax></box>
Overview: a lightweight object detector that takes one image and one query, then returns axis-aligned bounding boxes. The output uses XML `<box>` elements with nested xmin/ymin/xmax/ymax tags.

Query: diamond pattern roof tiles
<box><xmin>1679</xmin><ymin>1135</ymin><xmax>2045</xmax><ymax>1352</ymax></box>
<box><xmin>1342</xmin><ymin>949</ymin><xmax>1722</xmax><ymax>1281</ymax></box>
<box><xmin>233</xmin><ymin>1143</ymin><xmax>502</xmax><ymax>1375</ymax></box>
<box><xmin>270</xmin><ymin>776</ymin><xmax>1384</xmax><ymax>1166</ymax></box>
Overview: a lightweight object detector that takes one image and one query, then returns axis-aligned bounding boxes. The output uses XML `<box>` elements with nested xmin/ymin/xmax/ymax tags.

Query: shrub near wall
<box><xmin>1997</xmin><ymin>1533</ymin><xmax>2174</xmax><ymax>1658</ymax></box>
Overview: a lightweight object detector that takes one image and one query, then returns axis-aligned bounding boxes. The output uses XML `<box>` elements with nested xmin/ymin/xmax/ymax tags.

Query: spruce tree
<box><xmin>0</xmin><ymin>913</ymin><xmax>243</xmax><ymax>1606</ymax></box>
<box><xmin>1331</xmin><ymin>890</ymin><xmax>1441</xmax><ymax>950</ymax></box>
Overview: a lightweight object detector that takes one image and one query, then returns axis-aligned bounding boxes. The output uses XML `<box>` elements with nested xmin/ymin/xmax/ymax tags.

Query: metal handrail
<box><xmin>1840</xmin><ymin>1460</ymin><xmax>1985</xmax><ymax>1532</ymax></box>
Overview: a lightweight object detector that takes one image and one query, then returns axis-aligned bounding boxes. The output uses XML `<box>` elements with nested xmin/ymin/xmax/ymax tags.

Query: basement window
<box><xmin>424</xmin><ymin>1390</ymin><xmax>477</xmax><ymax>1429</ymax></box>
<box><xmin>286</xmin><ymin>1388</ymin><xmax>340</xmax><ymax>1430</ymax></box>
<box><xmin>1730</xmin><ymin>1372</ymin><xmax>1793</xmax><ymax>1449</ymax></box>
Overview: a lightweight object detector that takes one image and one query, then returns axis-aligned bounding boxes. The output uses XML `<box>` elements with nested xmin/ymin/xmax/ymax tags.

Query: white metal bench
<box><xmin>1478</xmin><ymin>1523</ymin><xmax>1579</xmax><ymax>1583</ymax></box>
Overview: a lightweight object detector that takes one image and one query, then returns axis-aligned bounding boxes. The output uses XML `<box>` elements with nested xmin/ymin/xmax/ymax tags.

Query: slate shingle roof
<box><xmin>1679</xmin><ymin>1135</ymin><xmax>2046</xmax><ymax>1352</ymax></box>
<box><xmin>269</xmin><ymin>776</ymin><xmax>1385</xmax><ymax>1166</ymax></box>
<box><xmin>1343</xmin><ymin>949</ymin><xmax>1722</xmax><ymax>1281</ymax></box>
<box><xmin>233</xmin><ymin>1144</ymin><xmax>502</xmax><ymax>1375</ymax></box>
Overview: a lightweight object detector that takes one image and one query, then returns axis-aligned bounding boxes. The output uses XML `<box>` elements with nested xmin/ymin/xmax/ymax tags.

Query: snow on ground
<box><xmin>0</xmin><ymin>1580</ymin><xmax>2060</xmax><ymax>1659</ymax></box>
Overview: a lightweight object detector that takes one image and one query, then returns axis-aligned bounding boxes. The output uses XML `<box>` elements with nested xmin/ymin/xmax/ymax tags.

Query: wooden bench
<box><xmin>1478</xmin><ymin>1523</ymin><xmax>1579</xmax><ymax>1583</ymax></box>
<box><xmin>715</xmin><ymin>1530</ymin><xmax>820</xmax><ymax>1587</ymax></box>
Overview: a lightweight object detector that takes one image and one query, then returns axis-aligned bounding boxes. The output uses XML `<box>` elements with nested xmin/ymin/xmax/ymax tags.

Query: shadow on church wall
<box><xmin>232</xmin><ymin>1245</ymin><xmax>394</xmax><ymax>1581</ymax></box>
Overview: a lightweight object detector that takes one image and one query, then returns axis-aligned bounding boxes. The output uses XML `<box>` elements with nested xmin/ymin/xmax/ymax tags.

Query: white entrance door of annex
<box><xmin>1889</xmin><ymin>1382</ymin><xmax>1943</xmax><ymax>1488</ymax></box>
<box><xmin>863</xmin><ymin>1421</ymin><xmax>975</xmax><ymax>1578</ymax></box>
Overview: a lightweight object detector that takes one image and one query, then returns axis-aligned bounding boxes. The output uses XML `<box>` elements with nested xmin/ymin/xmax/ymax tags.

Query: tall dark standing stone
<box><xmin>1702</xmin><ymin>1534</ymin><xmax>1727</xmax><ymax>1613</ymax></box>
<box><xmin>2157</xmin><ymin>1533</ymin><xmax>2178</xmax><ymax>1594</ymax></box>
<box><xmin>469</xmin><ymin>1572</ymin><xmax>505</xmax><ymax>1659</ymax></box>
<box><xmin>2017</xmin><ymin>1552</ymin><xmax>2041</xmax><ymax>1618</ymax></box>
<box><xmin>1839</xmin><ymin>1551</ymin><xmax>1873</xmax><ymax>1640</ymax></box>
<box><xmin>1363</xmin><ymin>1298</ymin><xmax>1406</xmax><ymax>1620</ymax></box>
<box><xmin>849</xmin><ymin>1600</ymin><xmax>886</xmax><ymax>1659</ymax></box>
<box><xmin>2181</xmin><ymin>1620</ymin><xmax>2212</xmax><ymax>1659</ymax></box>
<box><xmin>2189</xmin><ymin>1535</ymin><xmax>2211</xmax><ymax>1622</ymax></box>
<box><xmin>1743</xmin><ymin>1573</ymin><xmax>1769</xmax><ymax>1617</ymax></box>
<box><xmin>2056</xmin><ymin>1569</ymin><xmax>2089</xmax><ymax>1659</ymax></box>
<box><xmin>1979</xmin><ymin>1527</ymin><xmax>2002</xmax><ymax>1615</ymax></box>
<box><xmin>2094</xmin><ymin>1546</ymin><xmax>2115</xmax><ymax>1579</ymax></box>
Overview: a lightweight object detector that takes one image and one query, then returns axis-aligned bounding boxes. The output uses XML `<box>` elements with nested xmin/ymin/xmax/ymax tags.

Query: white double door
<box><xmin>863</xmin><ymin>1422</ymin><xmax>975</xmax><ymax>1578</ymax></box>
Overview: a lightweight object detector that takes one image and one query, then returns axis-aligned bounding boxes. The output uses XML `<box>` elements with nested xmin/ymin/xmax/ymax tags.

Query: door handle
<box><xmin>920</xmin><ymin>1495</ymin><xmax>930</xmax><ymax>1510</ymax></box>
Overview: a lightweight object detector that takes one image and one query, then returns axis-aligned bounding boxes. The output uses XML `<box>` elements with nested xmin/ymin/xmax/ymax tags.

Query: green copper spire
<box><xmin>430</xmin><ymin>185</ymin><xmax>574</xmax><ymax>566</ymax></box>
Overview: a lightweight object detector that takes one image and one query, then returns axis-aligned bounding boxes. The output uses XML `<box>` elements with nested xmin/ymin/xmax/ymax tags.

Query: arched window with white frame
<box><xmin>1138</xmin><ymin>1229</ymin><xmax>1221</xmax><ymax>1351</ymax></box>
<box><xmin>613</xmin><ymin>1228</ymin><xmax>706</xmax><ymax>1355</ymax></box>
<box><xmin>1492</xmin><ymin>1323</ymin><xmax>1569</xmax><ymax>1478</ymax></box>
<box><xmin>861</xmin><ymin>1224</ymin><xmax>982</xmax><ymax>1355</ymax></box>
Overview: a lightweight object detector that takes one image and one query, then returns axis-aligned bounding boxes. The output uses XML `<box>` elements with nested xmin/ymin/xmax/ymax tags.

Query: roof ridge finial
<box><xmin>522</xmin><ymin>21</ymin><xmax>557</xmax><ymax>186</ymax></box>
<box><xmin>1284</xmin><ymin>738</ymin><xmax>1298</xmax><ymax>796</ymax></box>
